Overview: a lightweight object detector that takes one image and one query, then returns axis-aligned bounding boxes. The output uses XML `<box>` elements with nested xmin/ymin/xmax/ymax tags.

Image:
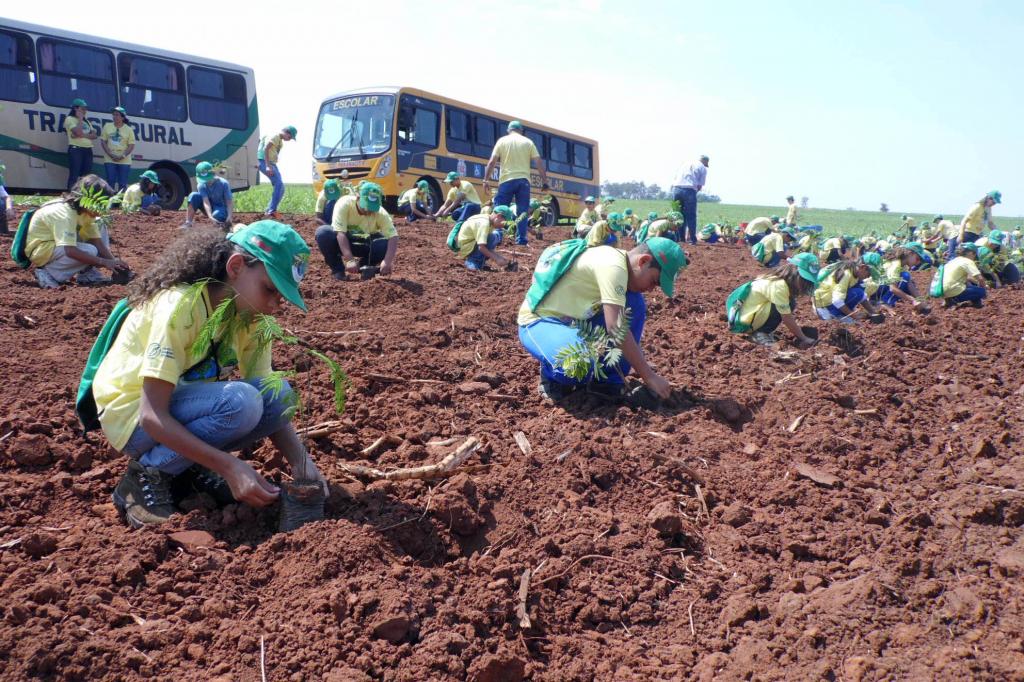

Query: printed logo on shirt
<box><xmin>146</xmin><ymin>343</ymin><xmax>174</xmax><ymax>360</ymax></box>
<box><xmin>292</xmin><ymin>253</ymin><xmax>309</xmax><ymax>283</ymax></box>
<box><xmin>615</xmin><ymin>284</ymin><xmax>626</xmax><ymax>296</ymax></box>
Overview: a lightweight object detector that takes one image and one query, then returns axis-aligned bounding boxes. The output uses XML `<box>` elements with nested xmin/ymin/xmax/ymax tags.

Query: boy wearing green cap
<box><xmin>728</xmin><ymin>253</ymin><xmax>820</xmax><ymax>348</ymax></box>
<box><xmin>812</xmin><ymin>258</ymin><xmax>883</xmax><ymax>322</ymax></box>
<box><xmin>397</xmin><ymin>180</ymin><xmax>433</xmax><ymax>223</ymax></box>
<box><xmin>752</xmin><ymin>228</ymin><xmax>794</xmax><ymax>267</ymax></box>
<box><xmin>952</xmin><ymin>191</ymin><xmax>1001</xmax><ymax>259</ymax></box>
<box><xmin>184</xmin><ymin>162</ymin><xmax>234</xmax><ymax>228</ymax></box>
<box><xmin>743</xmin><ymin>216</ymin><xmax>778</xmax><ymax>245</ymax></box>
<box><xmin>314</xmin><ymin>179</ymin><xmax>350</xmax><ymax>226</ymax></box>
<box><xmin>517</xmin><ymin>237</ymin><xmax>686</xmax><ymax>402</ymax></box>
<box><xmin>89</xmin><ymin>221</ymin><xmax>323</xmax><ymax>528</ymax></box>
<box><xmin>257</xmin><ymin>126</ymin><xmax>296</xmax><ymax>217</ymax></box>
<box><xmin>483</xmin><ymin>120</ymin><xmax>549</xmax><ymax>245</ymax></box>
<box><xmin>932</xmin><ymin>243</ymin><xmax>986</xmax><ymax>307</ymax></box>
<box><xmin>974</xmin><ymin>230</ymin><xmax>1020</xmax><ymax>285</ymax></box>
<box><xmin>455</xmin><ymin>206</ymin><xmax>516</xmax><ymax>271</ymax></box>
<box><xmin>575</xmin><ymin>196</ymin><xmax>600</xmax><ymax>234</ymax></box>
<box><xmin>434</xmin><ymin>171</ymin><xmax>482</xmax><ymax>223</ymax></box>
<box><xmin>120</xmin><ymin>170</ymin><xmax>163</xmax><ymax>215</ymax></box>
<box><xmin>873</xmin><ymin>245</ymin><xmax>929</xmax><ymax>311</ymax></box>
<box><xmin>314</xmin><ymin>181</ymin><xmax>398</xmax><ymax>279</ymax></box>
<box><xmin>100</xmin><ymin>107</ymin><xmax>136</xmax><ymax>192</ymax></box>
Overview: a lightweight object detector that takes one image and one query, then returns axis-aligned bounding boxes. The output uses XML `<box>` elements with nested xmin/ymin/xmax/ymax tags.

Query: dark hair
<box><xmin>827</xmin><ymin>259</ymin><xmax>861</xmax><ymax>284</ymax></box>
<box><xmin>112</xmin><ymin>109</ymin><xmax>130</xmax><ymax>125</ymax></box>
<box><xmin>140</xmin><ymin>178</ymin><xmax>158</xmax><ymax>192</ymax></box>
<box><xmin>769</xmin><ymin>262</ymin><xmax>813</xmax><ymax>296</ymax></box>
<box><xmin>53</xmin><ymin>174</ymin><xmax>114</xmax><ymax>214</ymax></box>
<box><xmin>67</xmin><ymin>106</ymin><xmax>82</xmax><ymax>118</ymax></box>
<box><xmin>126</xmin><ymin>228</ymin><xmax>258</xmax><ymax>307</ymax></box>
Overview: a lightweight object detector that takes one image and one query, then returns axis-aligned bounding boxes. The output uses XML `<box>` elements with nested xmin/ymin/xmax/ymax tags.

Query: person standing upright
<box><xmin>785</xmin><ymin>195</ymin><xmax>798</xmax><ymax>227</ymax></box>
<box><xmin>258</xmin><ymin>125</ymin><xmax>297</xmax><ymax>217</ymax></box>
<box><xmin>483</xmin><ymin>121</ymin><xmax>549</xmax><ymax>246</ymax></box>
<box><xmin>65</xmin><ymin>98</ymin><xmax>98</xmax><ymax>190</ymax></box>
<box><xmin>100</xmin><ymin>107</ymin><xmax>136</xmax><ymax>192</ymax></box>
<box><xmin>671</xmin><ymin>154</ymin><xmax>709</xmax><ymax>245</ymax></box>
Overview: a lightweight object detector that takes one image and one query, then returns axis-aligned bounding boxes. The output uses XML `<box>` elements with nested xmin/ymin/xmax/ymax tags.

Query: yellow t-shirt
<box><xmin>901</xmin><ymin>217</ymin><xmax>917</xmax><ymax>229</ymax></box>
<box><xmin>64</xmin><ymin>115</ymin><xmax>94</xmax><ymax>148</ymax></box>
<box><xmin>122</xmin><ymin>183</ymin><xmax>144</xmax><ymax>212</ymax></box>
<box><xmin>456</xmin><ymin>214</ymin><xmax>492</xmax><ymax>259</ymax></box>
<box><xmin>447</xmin><ymin>180</ymin><xmax>481</xmax><ymax>206</ymax></box>
<box><xmin>398</xmin><ymin>188</ymin><xmax>427</xmax><ymax>207</ymax></box>
<box><xmin>517</xmin><ymin>246</ymin><xmax>628</xmax><ymax>326</ymax></box>
<box><xmin>331</xmin><ymin>196</ymin><xmax>397</xmax><ymax>238</ymax></box>
<box><xmin>962</xmin><ymin>202</ymin><xmax>987</xmax><ymax>235</ymax></box>
<box><xmin>576</xmin><ymin>208</ymin><xmax>600</xmax><ymax>227</ymax></box>
<box><xmin>822</xmin><ymin>237</ymin><xmax>843</xmax><ymax>252</ymax></box>
<box><xmin>935</xmin><ymin>219</ymin><xmax>958</xmax><ymax>240</ymax></box>
<box><xmin>492</xmin><ymin>133</ymin><xmax>539</xmax><ymax>184</ymax></box>
<box><xmin>941</xmin><ymin>256</ymin><xmax>981</xmax><ymax>298</ymax></box>
<box><xmin>797</xmin><ymin>234</ymin><xmax>819</xmax><ymax>255</ymax></box>
<box><xmin>647</xmin><ymin>219</ymin><xmax>674</xmax><ymax>238</ymax></box>
<box><xmin>92</xmin><ymin>285</ymin><xmax>273</xmax><ymax>451</ymax></box>
<box><xmin>814</xmin><ymin>269</ymin><xmax>858</xmax><ymax>309</ymax></box>
<box><xmin>262</xmin><ymin>134</ymin><xmax>283</xmax><ymax>164</ymax></box>
<box><xmin>315</xmin><ymin>190</ymin><xmax>327</xmax><ymax>215</ymax></box>
<box><xmin>758</xmin><ymin>232</ymin><xmax>785</xmax><ymax>262</ymax></box>
<box><xmin>785</xmin><ymin>204</ymin><xmax>798</xmax><ymax>225</ymax></box>
<box><xmin>25</xmin><ymin>202</ymin><xmax>100</xmax><ymax>266</ymax></box>
<box><xmin>746</xmin><ymin>217</ymin><xmax>773</xmax><ymax>235</ymax></box>
<box><xmin>882</xmin><ymin>259</ymin><xmax>905</xmax><ymax>284</ymax></box>
<box><xmin>585</xmin><ymin>221</ymin><xmax>612</xmax><ymax>247</ymax></box>
<box><xmin>738</xmin><ymin>276</ymin><xmax>792</xmax><ymax>330</ymax></box>
<box><xmin>100</xmin><ymin>122</ymin><xmax>136</xmax><ymax>164</ymax></box>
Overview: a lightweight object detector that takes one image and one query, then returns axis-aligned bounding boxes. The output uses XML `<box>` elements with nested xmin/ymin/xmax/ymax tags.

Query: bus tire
<box><xmin>545</xmin><ymin>198</ymin><xmax>560</xmax><ymax>227</ymax></box>
<box><xmin>153</xmin><ymin>165</ymin><xmax>187</xmax><ymax>210</ymax></box>
<box><xmin>421</xmin><ymin>177</ymin><xmax>442</xmax><ymax>215</ymax></box>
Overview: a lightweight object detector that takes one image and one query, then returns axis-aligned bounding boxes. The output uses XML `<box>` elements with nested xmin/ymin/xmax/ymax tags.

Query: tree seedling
<box><xmin>554</xmin><ymin>308</ymin><xmax>633</xmax><ymax>387</ymax></box>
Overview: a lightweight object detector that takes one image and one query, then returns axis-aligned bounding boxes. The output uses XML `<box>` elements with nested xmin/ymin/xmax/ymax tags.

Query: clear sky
<box><xmin>6</xmin><ymin>1</ymin><xmax>1022</xmax><ymax>215</ymax></box>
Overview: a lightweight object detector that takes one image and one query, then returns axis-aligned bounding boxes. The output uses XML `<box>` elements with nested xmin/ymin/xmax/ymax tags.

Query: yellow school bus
<box><xmin>311</xmin><ymin>86</ymin><xmax>600</xmax><ymax>225</ymax></box>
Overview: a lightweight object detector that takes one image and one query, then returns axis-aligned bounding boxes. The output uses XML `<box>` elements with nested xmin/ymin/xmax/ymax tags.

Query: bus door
<box><xmin>395</xmin><ymin>94</ymin><xmax>440</xmax><ymax>174</ymax></box>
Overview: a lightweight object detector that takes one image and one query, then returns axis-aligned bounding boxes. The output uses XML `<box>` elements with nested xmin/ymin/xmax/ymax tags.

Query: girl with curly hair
<box><xmin>90</xmin><ymin>221</ymin><xmax>324</xmax><ymax>529</ymax></box>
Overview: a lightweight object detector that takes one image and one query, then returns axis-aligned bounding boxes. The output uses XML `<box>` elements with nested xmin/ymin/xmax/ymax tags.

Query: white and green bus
<box><xmin>0</xmin><ymin>18</ymin><xmax>259</xmax><ymax>208</ymax></box>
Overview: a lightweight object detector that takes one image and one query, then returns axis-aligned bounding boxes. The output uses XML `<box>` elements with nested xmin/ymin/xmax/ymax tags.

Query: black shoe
<box><xmin>585</xmin><ymin>383</ymin><xmax>627</xmax><ymax>402</ymax></box>
<box><xmin>539</xmin><ymin>378</ymin><xmax>575</xmax><ymax>403</ymax></box>
<box><xmin>331</xmin><ymin>269</ymin><xmax>347</xmax><ymax>280</ymax></box>
<box><xmin>112</xmin><ymin>460</ymin><xmax>178</xmax><ymax>528</ymax></box>
<box><xmin>177</xmin><ymin>464</ymin><xmax>235</xmax><ymax>507</ymax></box>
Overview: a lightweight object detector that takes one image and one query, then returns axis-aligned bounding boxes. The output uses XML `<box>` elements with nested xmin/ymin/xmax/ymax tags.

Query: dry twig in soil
<box><xmin>650</xmin><ymin>452</ymin><xmax>706</xmax><ymax>485</ymax></box>
<box><xmin>364</xmin><ymin>372</ymin><xmax>446</xmax><ymax>385</ymax></box>
<box><xmin>361</xmin><ymin>434</ymin><xmax>402</xmax><ymax>457</ymax></box>
<box><xmin>517</xmin><ymin>569</ymin><xmax>533</xmax><ymax>629</ymax></box>
<box><xmin>339</xmin><ymin>437</ymin><xmax>481</xmax><ymax>482</ymax></box>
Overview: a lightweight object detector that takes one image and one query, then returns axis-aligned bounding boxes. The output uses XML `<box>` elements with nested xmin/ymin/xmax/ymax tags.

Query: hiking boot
<box><xmin>176</xmin><ymin>464</ymin><xmax>235</xmax><ymax>507</ymax></box>
<box><xmin>76</xmin><ymin>267</ymin><xmax>111</xmax><ymax>286</ymax></box>
<box><xmin>539</xmin><ymin>378</ymin><xmax>575</xmax><ymax>403</ymax></box>
<box><xmin>112</xmin><ymin>460</ymin><xmax>178</xmax><ymax>528</ymax></box>
<box><xmin>750</xmin><ymin>331</ymin><xmax>778</xmax><ymax>346</ymax></box>
<box><xmin>35</xmin><ymin>269</ymin><xmax>60</xmax><ymax>289</ymax></box>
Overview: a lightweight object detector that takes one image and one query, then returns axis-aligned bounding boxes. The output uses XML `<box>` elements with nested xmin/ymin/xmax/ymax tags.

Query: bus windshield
<box><xmin>314</xmin><ymin>94</ymin><xmax>395</xmax><ymax>160</ymax></box>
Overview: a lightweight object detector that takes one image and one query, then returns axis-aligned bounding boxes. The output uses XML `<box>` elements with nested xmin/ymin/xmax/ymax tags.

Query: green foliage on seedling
<box><xmin>555</xmin><ymin>308</ymin><xmax>633</xmax><ymax>382</ymax></box>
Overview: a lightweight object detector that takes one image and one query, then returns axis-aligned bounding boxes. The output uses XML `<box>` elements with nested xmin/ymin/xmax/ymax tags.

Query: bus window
<box><xmin>548</xmin><ymin>136</ymin><xmax>571</xmax><ymax>175</ymax></box>
<box><xmin>37</xmin><ymin>38</ymin><xmax>116</xmax><ymax>111</ymax></box>
<box><xmin>397</xmin><ymin>96</ymin><xmax>439</xmax><ymax>149</ymax></box>
<box><xmin>118</xmin><ymin>53</ymin><xmax>186</xmax><ymax>122</ymax></box>
<box><xmin>473</xmin><ymin>115</ymin><xmax>496</xmax><ymax>157</ymax></box>
<box><xmin>446</xmin><ymin>107</ymin><xmax>471</xmax><ymax>155</ymax></box>
<box><xmin>525</xmin><ymin>129</ymin><xmax>545</xmax><ymax>159</ymax></box>
<box><xmin>0</xmin><ymin>29</ymin><xmax>37</xmax><ymax>103</ymax></box>
<box><xmin>188</xmin><ymin>66</ymin><xmax>247</xmax><ymax>129</ymax></box>
<box><xmin>573</xmin><ymin>142</ymin><xmax>593</xmax><ymax>180</ymax></box>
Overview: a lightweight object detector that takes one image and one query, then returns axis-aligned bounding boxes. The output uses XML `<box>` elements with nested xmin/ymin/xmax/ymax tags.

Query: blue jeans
<box><xmin>141</xmin><ymin>193</ymin><xmax>161</xmax><ymax>209</ymax></box>
<box><xmin>673</xmin><ymin>186</ymin><xmax>698</xmax><ymax>243</ymax></box>
<box><xmin>258</xmin><ymin>160</ymin><xmax>284</xmax><ymax>213</ymax></box>
<box><xmin>104</xmin><ymin>163</ymin><xmax>130</xmax><ymax>192</ymax></box>
<box><xmin>122</xmin><ymin>378</ymin><xmax>294</xmax><ymax>475</ymax></box>
<box><xmin>466</xmin><ymin>230</ymin><xmax>503</xmax><ymax>270</ymax></box>
<box><xmin>67</xmin><ymin>146</ymin><xmax>93</xmax><ymax>189</ymax></box>
<box><xmin>188</xmin><ymin>192</ymin><xmax>228</xmax><ymax>222</ymax></box>
<box><xmin>817</xmin><ymin>285</ymin><xmax>867</xmax><ymax>319</ymax></box>
<box><xmin>453</xmin><ymin>202</ymin><xmax>481</xmax><ymax>222</ymax></box>
<box><xmin>873</xmin><ymin>272</ymin><xmax>911</xmax><ymax>305</ymax></box>
<box><xmin>945</xmin><ymin>237</ymin><xmax>959</xmax><ymax>261</ymax></box>
<box><xmin>1000</xmin><ymin>263</ymin><xmax>1021</xmax><ymax>284</ymax></box>
<box><xmin>493</xmin><ymin>178</ymin><xmax>531</xmax><ymax>244</ymax></box>
<box><xmin>764</xmin><ymin>251</ymin><xmax>781</xmax><ymax>268</ymax></box>
<box><xmin>314</xmin><ymin>224</ymin><xmax>389</xmax><ymax>274</ymax></box>
<box><xmin>745</xmin><ymin>233</ymin><xmax>764</xmax><ymax>246</ymax></box>
<box><xmin>399</xmin><ymin>201</ymin><xmax>428</xmax><ymax>222</ymax></box>
<box><xmin>947</xmin><ymin>285</ymin><xmax>986</xmax><ymax>305</ymax></box>
<box><xmin>518</xmin><ymin>291</ymin><xmax>647</xmax><ymax>386</ymax></box>
<box><xmin>320</xmin><ymin>198</ymin><xmax>337</xmax><ymax>225</ymax></box>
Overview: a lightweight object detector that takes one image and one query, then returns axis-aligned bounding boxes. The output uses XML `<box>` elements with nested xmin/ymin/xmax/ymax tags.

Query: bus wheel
<box><xmin>154</xmin><ymin>167</ymin><xmax>186</xmax><ymax>210</ymax></box>
<box><xmin>422</xmin><ymin>179</ymin><xmax>442</xmax><ymax>217</ymax></box>
<box><xmin>544</xmin><ymin>198</ymin><xmax>560</xmax><ymax>227</ymax></box>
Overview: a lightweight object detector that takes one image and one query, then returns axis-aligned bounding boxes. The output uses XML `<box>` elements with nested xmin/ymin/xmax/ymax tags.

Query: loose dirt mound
<box><xmin>0</xmin><ymin>213</ymin><xmax>1022</xmax><ymax>680</ymax></box>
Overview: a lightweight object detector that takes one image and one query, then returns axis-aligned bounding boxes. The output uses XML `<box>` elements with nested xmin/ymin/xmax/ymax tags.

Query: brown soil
<box><xmin>1</xmin><ymin>211</ymin><xmax>1023</xmax><ymax>681</ymax></box>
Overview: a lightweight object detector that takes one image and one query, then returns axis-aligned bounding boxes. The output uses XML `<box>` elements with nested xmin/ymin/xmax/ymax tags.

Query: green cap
<box><xmin>140</xmin><ymin>170</ymin><xmax>160</xmax><ymax>185</ymax></box>
<box><xmin>493</xmin><ymin>205</ymin><xmax>514</xmax><ymax>221</ymax></box>
<box><xmin>788</xmin><ymin>252</ymin><xmax>820</xmax><ymax>282</ymax></box>
<box><xmin>987</xmin><ymin>190</ymin><xmax>1002</xmax><ymax>204</ymax></box>
<box><xmin>584</xmin><ymin>195</ymin><xmax>595</xmax><ymax>203</ymax></box>
<box><xmin>507</xmin><ymin>120</ymin><xmax>523</xmax><ymax>132</ymax></box>
<box><xmin>323</xmin><ymin>179</ymin><xmax>341</xmax><ymax>200</ymax></box>
<box><xmin>529</xmin><ymin>199</ymin><xmax>540</xmax><ymax>210</ymax></box>
<box><xmin>605</xmin><ymin>196</ymin><xmax>616</xmax><ymax>202</ymax></box>
<box><xmin>977</xmin><ymin>245</ymin><xmax>994</xmax><ymax>265</ymax></box>
<box><xmin>988</xmin><ymin>229</ymin><xmax>1005</xmax><ymax>244</ymax></box>
<box><xmin>782</xmin><ymin>227</ymin><xmax>797</xmax><ymax>239</ymax></box>
<box><xmin>71</xmin><ymin>98</ymin><xmax>88</xmax><ymax>108</ymax></box>
<box><xmin>905</xmin><ymin>241</ymin><xmax>928</xmax><ymax>260</ymax></box>
<box><xmin>284</xmin><ymin>125</ymin><xmax>297</xmax><ymax>139</ymax></box>
<box><xmin>624</xmin><ymin>208</ymin><xmax>633</xmax><ymax>216</ymax></box>
<box><xmin>416</xmin><ymin>179</ymin><xmax>429</xmax><ymax>191</ymax></box>
<box><xmin>770</xmin><ymin>215</ymin><xmax>780</xmax><ymax>222</ymax></box>
<box><xmin>445</xmin><ymin>171</ymin><xmax>459</xmax><ymax>182</ymax></box>
<box><xmin>358</xmin><ymin>181</ymin><xmax>383</xmax><ymax>212</ymax></box>
<box><xmin>112</xmin><ymin>106</ymin><xmax>127</xmax><ymax>116</ymax></box>
<box><xmin>901</xmin><ymin>214</ymin><xmax>909</xmax><ymax>220</ymax></box>
<box><xmin>648</xmin><ymin>211</ymin><xmax>658</xmax><ymax>220</ymax></box>
<box><xmin>960</xmin><ymin>242</ymin><xmax>979</xmax><ymax>254</ymax></box>
<box><xmin>861</xmin><ymin>251</ymin><xmax>883</xmax><ymax>280</ymax></box>
<box><xmin>646</xmin><ymin>237</ymin><xmax>687</xmax><ymax>297</ymax></box>
<box><xmin>934</xmin><ymin>215</ymin><xmax>944</xmax><ymax>221</ymax></box>
<box><xmin>196</xmin><ymin>161</ymin><xmax>215</xmax><ymax>182</ymax></box>
<box><xmin>228</xmin><ymin>221</ymin><xmax>310</xmax><ymax>312</ymax></box>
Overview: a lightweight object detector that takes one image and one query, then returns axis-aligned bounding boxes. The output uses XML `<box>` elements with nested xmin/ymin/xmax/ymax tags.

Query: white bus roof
<box><xmin>0</xmin><ymin>18</ymin><xmax>252</xmax><ymax>74</ymax></box>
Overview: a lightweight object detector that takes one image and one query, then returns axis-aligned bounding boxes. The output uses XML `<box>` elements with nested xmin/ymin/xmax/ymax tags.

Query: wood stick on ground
<box><xmin>688</xmin><ymin>599</ymin><xmax>697</xmax><ymax>637</ymax></box>
<box><xmin>259</xmin><ymin>635</ymin><xmax>267</xmax><ymax>682</ymax></box>
<box><xmin>695</xmin><ymin>484</ymin><xmax>710</xmax><ymax>521</ymax></box>
<box><xmin>853</xmin><ymin>408</ymin><xmax>879</xmax><ymax>415</ymax></box>
<box><xmin>364</xmin><ymin>372</ymin><xmax>446</xmax><ymax>385</ymax></box>
<box><xmin>513</xmin><ymin>431</ymin><xmax>533</xmax><ymax>456</ymax></box>
<box><xmin>296</xmin><ymin>420</ymin><xmax>346</xmax><ymax>438</ymax></box>
<box><xmin>517</xmin><ymin>569</ymin><xmax>533</xmax><ymax>629</ymax></box>
<box><xmin>0</xmin><ymin>431</ymin><xmax>13</xmax><ymax>444</ymax></box>
<box><xmin>361</xmin><ymin>434</ymin><xmax>403</xmax><ymax>457</ymax></box>
<box><xmin>483</xmin><ymin>393</ymin><xmax>519</xmax><ymax>402</ymax></box>
<box><xmin>788</xmin><ymin>414</ymin><xmax>806</xmax><ymax>433</ymax></box>
<box><xmin>339</xmin><ymin>437</ymin><xmax>481</xmax><ymax>482</ymax></box>
<box><xmin>650</xmin><ymin>453</ymin><xmax>706</xmax><ymax>485</ymax></box>
<box><xmin>426</xmin><ymin>436</ymin><xmax>465</xmax><ymax>448</ymax></box>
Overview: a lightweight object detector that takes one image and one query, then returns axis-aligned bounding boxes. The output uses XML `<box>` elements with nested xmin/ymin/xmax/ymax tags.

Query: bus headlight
<box><xmin>376</xmin><ymin>156</ymin><xmax>392</xmax><ymax>178</ymax></box>
<box><xmin>312</xmin><ymin>163</ymin><xmax>321</xmax><ymax>181</ymax></box>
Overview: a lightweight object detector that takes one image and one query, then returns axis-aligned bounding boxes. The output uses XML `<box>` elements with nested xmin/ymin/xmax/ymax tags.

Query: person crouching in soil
<box><xmin>455</xmin><ymin>206</ymin><xmax>518</xmax><ymax>271</ymax></box>
<box><xmin>812</xmin><ymin>257</ymin><xmax>884</xmax><ymax>322</ymax></box>
<box><xmin>930</xmin><ymin>243</ymin><xmax>987</xmax><ymax>308</ymax></box>
<box><xmin>120</xmin><ymin>170</ymin><xmax>163</xmax><ymax>216</ymax></box>
<box><xmin>314</xmin><ymin>181</ymin><xmax>398</xmax><ymax>280</ymax></box>
<box><xmin>872</xmin><ymin>244</ymin><xmax>930</xmax><ymax>312</ymax></box>
<box><xmin>90</xmin><ymin>222</ymin><xmax>326</xmax><ymax>528</ymax></box>
<box><xmin>728</xmin><ymin>253</ymin><xmax>820</xmax><ymax>348</ymax></box>
<box><xmin>752</xmin><ymin>227</ymin><xmax>795</xmax><ymax>267</ymax></box>
<box><xmin>24</xmin><ymin>175</ymin><xmax>131</xmax><ymax>289</ymax></box>
<box><xmin>518</xmin><ymin>237</ymin><xmax>687</xmax><ymax>403</ymax></box>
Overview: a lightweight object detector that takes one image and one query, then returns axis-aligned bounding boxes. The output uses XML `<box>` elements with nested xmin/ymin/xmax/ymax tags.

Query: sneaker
<box><xmin>35</xmin><ymin>269</ymin><xmax>60</xmax><ymax>289</ymax></box>
<box><xmin>176</xmin><ymin>464</ymin><xmax>235</xmax><ymax>507</ymax></box>
<box><xmin>76</xmin><ymin>267</ymin><xmax>111</xmax><ymax>286</ymax></box>
<box><xmin>539</xmin><ymin>378</ymin><xmax>575</xmax><ymax>403</ymax></box>
<box><xmin>112</xmin><ymin>460</ymin><xmax>179</xmax><ymax>528</ymax></box>
<box><xmin>179</xmin><ymin>220</ymin><xmax>193</xmax><ymax>230</ymax></box>
<box><xmin>331</xmin><ymin>269</ymin><xmax>347</xmax><ymax>280</ymax></box>
<box><xmin>750</xmin><ymin>331</ymin><xmax>778</xmax><ymax>346</ymax></box>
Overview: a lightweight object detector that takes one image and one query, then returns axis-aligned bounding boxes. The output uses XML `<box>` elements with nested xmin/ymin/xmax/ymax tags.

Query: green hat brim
<box><xmin>229</xmin><ymin>227</ymin><xmax>308</xmax><ymax>312</ymax></box>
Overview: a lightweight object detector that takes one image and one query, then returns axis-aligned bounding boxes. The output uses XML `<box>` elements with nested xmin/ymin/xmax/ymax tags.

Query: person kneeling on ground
<box><xmin>743</xmin><ymin>215</ymin><xmax>779</xmax><ymax>246</ymax></box>
<box><xmin>435</xmin><ymin>171</ymin><xmax>482</xmax><ymax>223</ymax></box>
<box><xmin>517</xmin><ymin>237</ymin><xmax>687</xmax><ymax>403</ymax></box>
<box><xmin>121</xmin><ymin>170</ymin><xmax>163</xmax><ymax>216</ymax></box>
<box><xmin>455</xmin><ymin>206</ymin><xmax>517</xmax><ymax>271</ymax></box>
<box><xmin>90</xmin><ymin>222</ymin><xmax>325</xmax><ymax>528</ymax></box>
<box><xmin>183</xmin><ymin>162</ymin><xmax>233</xmax><ymax>229</ymax></box>
<box><xmin>813</xmin><ymin>257</ymin><xmax>884</xmax><ymax>322</ymax></box>
<box><xmin>752</xmin><ymin>227</ymin><xmax>795</xmax><ymax>267</ymax></box>
<box><xmin>974</xmin><ymin>230</ymin><xmax>1020</xmax><ymax>286</ymax></box>
<box><xmin>398</xmin><ymin>180</ymin><xmax>433</xmax><ymax>223</ymax></box>
<box><xmin>821</xmin><ymin>234</ymin><xmax>851</xmax><ymax>264</ymax></box>
<box><xmin>314</xmin><ymin>179</ymin><xmax>348</xmax><ymax>226</ymax></box>
<box><xmin>315</xmin><ymin>181</ymin><xmax>398</xmax><ymax>279</ymax></box>
<box><xmin>873</xmin><ymin>244</ymin><xmax>929</xmax><ymax>312</ymax></box>
<box><xmin>728</xmin><ymin>253</ymin><xmax>820</xmax><ymax>348</ymax></box>
<box><xmin>576</xmin><ymin>197</ymin><xmax>600</xmax><ymax>233</ymax></box>
<box><xmin>931</xmin><ymin>243</ymin><xmax>986</xmax><ymax>307</ymax></box>
<box><xmin>24</xmin><ymin>175</ymin><xmax>131</xmax><ymax>289</ymax></box>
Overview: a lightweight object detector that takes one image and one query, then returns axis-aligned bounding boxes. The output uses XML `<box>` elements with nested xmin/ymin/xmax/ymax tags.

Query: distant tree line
<box><xmin>600</xmin><ymin>180</ymin><xmax>721</xmax><ymax>203</ymax></box>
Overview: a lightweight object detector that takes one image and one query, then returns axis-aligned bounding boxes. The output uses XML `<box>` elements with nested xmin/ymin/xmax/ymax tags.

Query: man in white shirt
<box><xmin>670</xmin><ymin>155</ymin><xmax>709</xmax><ymax>245</ymax></box>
